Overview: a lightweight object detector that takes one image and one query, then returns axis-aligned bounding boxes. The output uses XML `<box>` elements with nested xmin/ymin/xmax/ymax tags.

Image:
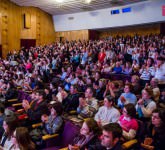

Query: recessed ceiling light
<box><xmin>84</xmin><ymin>0</ymin><xmax>92</xmax><ymax>4</ymax></box>
<box><xmin>56</xmin><ymin>0</ymin><xmax>64</xmax><ymax>3</ymax></box>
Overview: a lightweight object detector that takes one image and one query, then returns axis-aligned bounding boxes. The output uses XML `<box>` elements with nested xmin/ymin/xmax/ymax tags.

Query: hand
<box><xmin>120</xmin><ymin>96</ymin><xmax>126</xmax><ymax>103</ymax></box>
<box><xmin>138</xmin><ymin>99</ymin><xmax>144</xmax><ymax>105</ymax></box>
<box><xmin>68</xmin><ymin>144</ymin><xmax>79</xmax><ymax>150</ymax></box>
<box><xmin>144</xmin><ymin>137</ymin><xmax>153</xmax><ymax>145</ymax></box>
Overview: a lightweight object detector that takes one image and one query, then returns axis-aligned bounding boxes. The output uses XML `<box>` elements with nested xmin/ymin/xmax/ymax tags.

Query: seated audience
<box><xmin>118</xmin><ymin>83</ymin><xmax>137</xmax><ymax>109</ymax></box>
<box><xmin>68</xmin><ymin>118</ymin><xmax>101</xmax><ymax>150</ymax></box>
<box><xmin>95</xmin><ymin>96</ymin><xmax>120</xmax><ymax>126</ymax></box>
<box><xmin>0</xmin><ymin>116</ymin><xmax>19</xmax><ymax>150</ymax></box>
<box><xmin>119</xmin><ymin>103</ymin><xmax>138</xmax><ymax>140</ymax></box>
<box><xmin>77</xmin><ymin>94</ymin><xmax>92</xmax><ymax>118</ymax></box>
<box><xmin>88</xmin><ymin>123</ymin><xmax>123</xmax><ymax>150</ymax></box>
<box><xmin>136</xmin><ymin>87</ymin><xmax>156</xmax><ymax>120</ymax></box>
<box><xmin>10</xmin><ymin>127</ymin><xmax>36</xmax><ymax>150</ymax></box>
<box><xmin>141</xmin><ymin>108</ymin><xmax>165</xmax><ymax>150</ymax></box>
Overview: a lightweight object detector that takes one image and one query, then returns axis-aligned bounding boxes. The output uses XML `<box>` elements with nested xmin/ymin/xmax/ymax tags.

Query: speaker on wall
<box><xmin>23</xmin><ymin>13</ymin><xmax>31</xmax><ymax>29</ymax></box>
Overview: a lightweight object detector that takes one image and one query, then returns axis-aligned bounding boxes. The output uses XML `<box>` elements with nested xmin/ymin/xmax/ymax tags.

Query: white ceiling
<box><xmin>10</xmin><ymin>0</ymin><xmax>149</xmax><ymax>15</ymax></box>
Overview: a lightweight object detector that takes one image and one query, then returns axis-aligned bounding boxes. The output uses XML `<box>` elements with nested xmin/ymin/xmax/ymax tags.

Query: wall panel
<box><xmin>99</xmin><ymin>24</ymin><xmax>160</xmax><ymax>39</ymax></box>
<box><xmin>0</xmin><ymin>0</ymin><xmax>55</xmax><ymax>58</ymax></box>
<box><xmin>56</xmin><ymin>30</ymin><xmax>89</xmax><ymax>41</ymax></box>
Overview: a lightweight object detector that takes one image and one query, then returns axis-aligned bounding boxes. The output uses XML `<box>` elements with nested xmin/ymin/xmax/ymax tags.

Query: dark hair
<box><xmin>124</xmin><ymin>103</ymin><xmax>136</xmax><ymax>118</ymax></box>
<box><xmin>105</xmin><ymin>96</ymin><xmax>114</xmax><ymax>104</ymax></box>
<box><xmin>84</xmin><ymin>118</ymin><xmax>101</xmax><ymax>136</ymax></box>
<box><xmin>125</xmin><ymin>83</ymin><xmax>133</xmax><ymax>92</ymax></box>
<box><xmin>16</xmin><ymin>127</ymin><xmax>36</xmax><ymax>150</ymax></box>
<box><xmin>0</xmin><ymin>103</ymin><xmax>5</xmax><ymax>114</ymax></box>
<box><xmin>4</xmin><ymin>116</ymin><xmax>18</xmax><ymax>138</ymax></box>
<box><xmin>102</xmin><ymin>123</ymin><xmax>122</xmax><ymax>139</ymax></box>
<box><xmin>152</xmin><ymin>108</ymin><xmax>165</xmax><ymax>127</ymax></box>
<box><xmin>50</xmin><ymin>102</ymin><xmax>63</xmax><ymax>116</ymax></box>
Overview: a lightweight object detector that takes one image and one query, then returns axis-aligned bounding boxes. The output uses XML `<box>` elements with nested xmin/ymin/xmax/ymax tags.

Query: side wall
<box><xmin>0</xmin><ymin>0</ymin><xmax>55</xmax><ymax>58</ymax></box>
<box><xmin>99</xmin><ymin>24</ymin><xmax>160</xmax><ymax>39</ymax></box>
<box><xmin>55</xmin><ymin>30</ymin><xmax>89</xmax><ymax>41</ymax></box>
<box><xmin>53</xmin><ymin>0</ymin><xmax>165</xmax><ymax>31</ymax></box>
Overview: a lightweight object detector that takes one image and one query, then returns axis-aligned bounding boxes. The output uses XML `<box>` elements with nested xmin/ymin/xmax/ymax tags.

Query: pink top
<box><xmin>26</xmin><ymin>63</ymin><xmax>32</xmax><ymax>70</ymax></box>
<box><xmin>119</xmin><ymin>115</ymin><xmax>138</xmax><ymax>132</ymax></box>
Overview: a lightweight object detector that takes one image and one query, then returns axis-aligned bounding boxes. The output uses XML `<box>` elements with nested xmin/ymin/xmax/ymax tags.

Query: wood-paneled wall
<box><xmin>55</xmin><ymin>30</ymin><xmax>89</xmax><ymax>41</ymax></box>
<box><xmin>99</xmin><ymin>24</ymin><xmax>160</xmax><ymax>39</ymax></box>
<box><xmin>0</xmin><ymin>0</ymin><xmax>55</xmax><ymax>58</ymax></box>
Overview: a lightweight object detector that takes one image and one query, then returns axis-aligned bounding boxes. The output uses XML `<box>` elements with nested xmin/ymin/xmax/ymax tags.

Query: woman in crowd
<box><xmin>136</xmin><ymin>87</ymin><xmax>156</xmax><ymax>120</ymax></box>
<box><xmin>10</xmin><ymin>127</ymin><xmax>35</xmax><ymax>150</ymax></box>
<box><xmin>118</xmin><ymin>103</ymin><xmax>138</xmax><ymax>140</ymax></box>
<box><xmin>0</xmin><ymin>116</ymin><xmax>19</xmax><ymax>150</ymax></box>
<box><xmin>117</xmin><ymin>83</ymin><xmax>137</xmax><ymax>109</ymax></box>
<box><xmin>95</xmin><ymin>96</ymin><xmax>120</xmax><ymax>126</ymax></box>
<box><xmin>139</xmin><ymin>57</ymin><xmax>155</xmax><ymax>88</ymax></box>
<box><xmin>141</xmin><ymin>108</ymin><xmax>165</xmax><ymax>150</ymax></box>
<box><xmin>68</xmin><ymin>118</ymin><xmax>101</xmax><ymax>150</ymax></box>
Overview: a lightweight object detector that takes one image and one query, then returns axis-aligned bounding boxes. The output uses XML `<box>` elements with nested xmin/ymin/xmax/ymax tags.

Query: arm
<box><xmin>123</xmin><ymin>129</ymin><xmax>137</xmax><ymax>140</ymax></box>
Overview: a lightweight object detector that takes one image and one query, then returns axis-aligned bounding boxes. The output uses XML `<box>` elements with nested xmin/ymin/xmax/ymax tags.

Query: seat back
<box><xmin>136</xmin><ymin>119</ymin><xmax>145</xmax><ymax>143</ymax></box>
<box><xmin>60</xmin><ymin>120</ymin><xmax>80</xmax><ymax>147</ymax></box>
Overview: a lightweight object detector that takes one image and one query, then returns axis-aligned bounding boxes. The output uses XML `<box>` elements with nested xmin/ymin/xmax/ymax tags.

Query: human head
<box><xmin>70</xmin><ymin>85</ymin><xmax>78</xmax><ymax>94</ymax></box>
<box><xmin>101</xmin><ymin>123</ymin><xmax>122</xmax><ymax>149</ymax></box>
<box><xmin>123</xmin><ymin>103</ymin><xmax>136</xmax><ymax>118</ymax></box>
<box><xmin>80</xmin><ymin>118</ymin><xmax>100</xmax><ymax>136</ymax></box>
<box><xmin>124</xmin><ymin>83</ymin><xmax>133</xmax><ymax>93</ymax></box>
<box><xmin>142</xmin><ymin>87</ymin><xmax>153</xmax><ymax>100</ymax></box>
<box><xmin>152</xmin><ymin>108</ymin><xmax>165</xmax><ymax>128</ymax></box>
<box><xmin>3</xmin><ymin>116</ymin><xmax>18</xmax><ymax>137</ymax></box>
<box><xmin>50</xmin><ymin>102</ymin><xmax>63</xmax><ymax>116</ymax></box>
<box><xmin>85</xmin><ymin>87</ymin><xmax>94</xmax><ymax>99</ymax></box>
<box><xmin>12</xmin><ymin>127</ymin><xmax>35</xmax><ymax>150</ymax></box>
<box><xmin>104</xmin><ymin>96</ymin><xmax>114</xmax><ymax>108</ymax></box>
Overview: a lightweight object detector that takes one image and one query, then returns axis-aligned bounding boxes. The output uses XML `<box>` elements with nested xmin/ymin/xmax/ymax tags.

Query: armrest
<box><xmin>8</xmin><ymin>98</ymin><xmax>18</xmax><ymax>102</ymax></box>
<box><xmin>42</xmin><ymin>134</ymin><xmax>59</xmax><ymax>140</ymax></box>
<box><xmin>25</xmin><ymin>90</ymin><xmax>32</xmax><ymax>94</ymax></box>
<box><xmin>141</xmin><ymin>143</ymin><xmax>154</xmax><ymax>150</ymax></box>
<box><xmin>122</xmin><ymin>139</ymin><xmax>138</xmax><ymax>149</ymax></box>
<box><xmin>17</xmin><ymin>109</ymin><xmax>24</xmax><ymax>113</ymax></box>
<box><xmin>69</xmin><ymin>110</ymin><xmax>77</xmax><ymax>115</ymax></box>
<box><xmin>32</xmin><ymin>123</ymin><xmax>42</xmax><ymax>128</ymax></box>
<box><xmin>12</xmin><ymin>103</ymin><xmax>22</xmax><ymax>107</ymax></box>
<box><xmin>59</xmin><ymin>147</ymin><xmax>68</xmax><ymax>150</ymax></box>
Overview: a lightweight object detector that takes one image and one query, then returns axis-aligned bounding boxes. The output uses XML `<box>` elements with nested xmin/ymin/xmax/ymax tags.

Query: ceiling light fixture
<box><xmin>84</xmin><ymin>0</ymin><xmax>92</xmax><ymax>4</ymax></box>
<box><xmin>56</xmin><ymin>0</ymin><xmax>64</xmax><ymax>3</ymax></box>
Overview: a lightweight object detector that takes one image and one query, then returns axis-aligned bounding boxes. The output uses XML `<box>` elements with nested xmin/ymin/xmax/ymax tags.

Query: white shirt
<box><xmin>95</xmin><ymin>106</ymin><xmax>120</xmax><ymax>126</ymax></box>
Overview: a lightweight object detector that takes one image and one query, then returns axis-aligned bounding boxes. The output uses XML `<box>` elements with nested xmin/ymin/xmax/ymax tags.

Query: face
<box><xmin>11</xmin><ymin>130</ymin><xmax>17</xmax><ymax>145</ymax></box>
<box><xmin>85</xmin><ymin>88</ymin><xmax>92</xmax><ymax>98</ymax></box>
<box><xmin>104</xmin><ymin>98</ymin><xmax>111</xmax><ymax>108</ymax></box>
<box><xmin>3</xmin><ymin>121</ymin><xmax>8</xmax><ymax>132</ymax></box>
<box><xmin>101</xmin><ymin>130</ymin><xmax>113</xmax><ymax>148</ymax></box>
<box><xmin>124</xmin><ymin>85</ymin><xmax>130</xmax><ymax>93</ymax></box>
<box><xmin>152</xmin><ymin>113</ymin><xmax>161</xmax><ymax>127</ymax></box>
<box><xmin>80</xmin><ymin>122</ymin><xmax>90</xmax><ymax>136</ymax></box>
<box><xmin>51</xmin><ymin>107</ymin><xmax>57</xmax><ymax>116</ymax></box>
<box><xmin>70</xmin><ymin>86</ymin><xmax>75</xmax><ymax>94</ymax></box>
<box><xmin>123</xmin><ymin>108</ymin><xmax>129</xmax><ymax>117</ymax></box>
<box><xmin>142</xmin><ymin>90</ymin><xmax>150</xmax><ymax>99</ymax></box>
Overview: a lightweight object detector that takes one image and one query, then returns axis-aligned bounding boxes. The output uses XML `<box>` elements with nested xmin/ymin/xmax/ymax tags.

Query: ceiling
<box><xmin>10</xmin><ymin>0</ymin><xmax>149</xmax><ymax>15</ymax></box>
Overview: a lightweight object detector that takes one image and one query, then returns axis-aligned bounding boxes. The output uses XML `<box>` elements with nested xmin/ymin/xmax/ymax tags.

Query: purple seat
<box><xmin>42</xmin><ymin>120</ymin><xmax>80</xmax><ymax>150</ymax></box>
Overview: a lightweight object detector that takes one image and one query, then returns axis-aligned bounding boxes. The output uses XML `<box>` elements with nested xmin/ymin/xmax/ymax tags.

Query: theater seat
<box><xmin>42</xmin><ymin>120</ymin><xmax>80</xmax><ymax>150</ymax></box>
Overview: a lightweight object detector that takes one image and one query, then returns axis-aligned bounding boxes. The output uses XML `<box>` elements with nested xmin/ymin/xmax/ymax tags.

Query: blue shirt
<box><xmin>118</xmin><ymin>92</ymin><xmax>137</xmax><ymax>108</ymax></box>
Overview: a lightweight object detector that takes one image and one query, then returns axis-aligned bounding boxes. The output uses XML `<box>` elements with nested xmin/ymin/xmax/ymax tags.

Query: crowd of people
<box><xmin>0</xmin><ymin>33</ymin><xmax>164</xmax><ymax>150</ymax></box>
